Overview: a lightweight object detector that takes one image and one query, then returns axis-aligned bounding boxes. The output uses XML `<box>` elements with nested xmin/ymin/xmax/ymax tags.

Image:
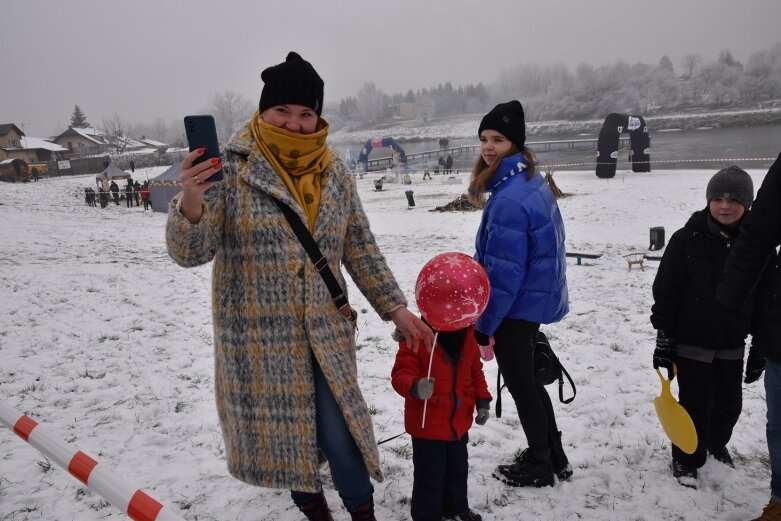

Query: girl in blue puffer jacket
<box><xmin>468</xmin><ymin>100</ymin><xmax>571</xmax><ymax>488</ymax></box>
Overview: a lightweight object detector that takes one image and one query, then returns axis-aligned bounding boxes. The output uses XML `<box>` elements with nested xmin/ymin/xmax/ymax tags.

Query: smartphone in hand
<box><xmin>183</xmin><ymin>115</ymin><xmax>223</xmax><ymax>181</ymax></box>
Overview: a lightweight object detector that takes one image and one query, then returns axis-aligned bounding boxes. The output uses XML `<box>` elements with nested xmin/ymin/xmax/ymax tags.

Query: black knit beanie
<box><xmin>478</xmin><ymin>100</ymin><xmax>526</xmax><ymax>149</ymax></box>
<box><xmin>706</xmin><ymin>165</ymin><xmax>754</xmax><ymax>209</ymax></box>
<box><xmin>259</xmin><ymin>51</ymin><xmax>324</xmax><ymax>116</ymax></box>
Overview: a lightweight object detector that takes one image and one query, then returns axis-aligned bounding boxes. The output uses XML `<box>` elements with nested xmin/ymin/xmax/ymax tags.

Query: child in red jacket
<box><xmin>392</xmin><ymin>324</ymin><xmax>492</xmax><ymax>521</ymax></box>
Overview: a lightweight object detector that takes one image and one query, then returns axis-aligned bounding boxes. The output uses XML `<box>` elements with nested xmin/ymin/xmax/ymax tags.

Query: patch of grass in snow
<box><xmin>736</xmin><ymin>449</ymin><xmax>771</xmax><ymax>471</ymax></box>
<box><xmin>175</xmin><ymin>499</ymin><xmax>193</xmax><ymax>510</ymax></box>
<box><xmin>19</xmin><ymin>382</ymin><xmax>42</xmax><ymax>395</ymax></box>
<box><xmin>90</xmin><ymin>498</ymin><xmax>111</xmax><ymax>511</ymax></box>
<box><xmin>79</xmin><ymin>368</ymin><xmax>106</xmax><ymax>379</ymax></box>
<box><xmin>0</xmin><ymin>506</ymin><xmax>41</xmax><ymax>520</ymax></box>
<box><xmin>389</xmin><ymin>443</ymin><xmax>412</xmax><ymax>459</ymax></box>
<box><xmin>36</xmin><ymin>457</ymin><xmax>53</xmax><ymax>473</ymax></box>
<box><xmin>470</xmin><ymin>435</ymin><xmax>486</xmax><ymax>447</ymax></box>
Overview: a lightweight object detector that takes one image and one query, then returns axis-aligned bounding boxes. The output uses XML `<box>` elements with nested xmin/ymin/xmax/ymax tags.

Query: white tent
<box><xmin>95</xmin><ymin>163</ymin><xmax>131</xmax><ymax>186</ymax></box>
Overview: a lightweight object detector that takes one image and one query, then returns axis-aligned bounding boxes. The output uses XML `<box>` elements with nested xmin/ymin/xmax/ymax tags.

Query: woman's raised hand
<box><xmin>179</xmin><ymin>147</ymin><xmax>222</xmax><ymax>224</ymax></box>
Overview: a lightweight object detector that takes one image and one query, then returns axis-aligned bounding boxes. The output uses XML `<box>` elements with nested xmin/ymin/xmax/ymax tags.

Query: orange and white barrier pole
<box><xmin>0</xmin><ymin>401</ymin><xmax>186</xmax><ymax>521</ymax></box>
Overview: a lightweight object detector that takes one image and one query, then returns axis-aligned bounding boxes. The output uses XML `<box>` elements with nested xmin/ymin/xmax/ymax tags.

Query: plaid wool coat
<box><xmin>166</xmin><ymin>123</ymin><xmax>407</xmax><ymax>492</ymax></box>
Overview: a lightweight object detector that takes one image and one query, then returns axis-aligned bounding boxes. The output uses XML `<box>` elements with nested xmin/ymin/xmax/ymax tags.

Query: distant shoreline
<box><xmin>330</xmin><ymin>106</ymin><xmax>781</xmax><ymax>145</ymax></box>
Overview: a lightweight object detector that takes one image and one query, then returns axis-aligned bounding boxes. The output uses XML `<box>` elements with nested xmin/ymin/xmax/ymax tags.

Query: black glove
<box><xmin>474</xmin><ymin>330</ymin><xmax>491</xmax><ymax>346</ymax></box>
<box><xmin>475</xmin><ymin>408</ymin><xmax>490</xmax><ymax>425</ymax></box>
<box><xmin>745</xmin><ymin>349</ymin><xmax>766</xmax><ymax>384</ymax></box>
<box><xmin>653</xmin><ymin>330</ymin><xmax>676</xmax><ymax>380</ymax></box>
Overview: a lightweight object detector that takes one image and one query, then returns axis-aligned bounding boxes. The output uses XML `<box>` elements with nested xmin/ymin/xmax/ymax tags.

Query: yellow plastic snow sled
<box><xmin>654</xmin><ymin>367</ymin><xmax>698</xmax><ymax>454</ymax></box>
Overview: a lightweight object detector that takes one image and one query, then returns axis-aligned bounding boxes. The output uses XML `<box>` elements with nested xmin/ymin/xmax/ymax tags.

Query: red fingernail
<box><xmin>196</xmin><ymin>147</ymin><xmax>206</xmax><ymax>154</ymax></box>
<box><xmin>213</xmin><ymin>162</ymin><xmax>222</xmax><ymax>170</ymax></box>
<box><xmin>210</xmin><ymin>157</ymin><xmax>220</xmax><ymax>164</ymax></box>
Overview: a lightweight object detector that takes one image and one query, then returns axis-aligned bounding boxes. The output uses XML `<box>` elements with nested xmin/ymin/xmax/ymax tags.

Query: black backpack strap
<box><xmin>496</xmin><ymin>370</ymin><xmax>504</xmax><ymax>418</ymax></box>
<box><xmin>558</xmin><ymin>363</ymin><xmax>576</xmax><ymax>404</ymax></box>
<box><xmin>273</xmin><ymin>198</ymin><xmax>349</xmax><ymax>312</ymax></box>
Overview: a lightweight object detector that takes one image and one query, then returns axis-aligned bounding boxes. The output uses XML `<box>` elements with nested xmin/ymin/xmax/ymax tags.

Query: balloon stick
<box><xmin>421</xmin><ymin>331</ymin><xmax>439</xmax><ymax>429</ymax></box>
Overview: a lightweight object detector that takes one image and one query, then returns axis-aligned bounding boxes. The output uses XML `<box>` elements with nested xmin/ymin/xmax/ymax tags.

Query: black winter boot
<box><xmin>297</xmin><ymin>491</ymin><xmax>334</xmax><ymax>521</ymax></box>
<box><xmin>343</xmin><ymin>497</ymin><xmax>377</xmax><ymax>521</ymax></box>
<box><xmin>444</xmin><ymin>509</ymin><xmax>483</xmax><ymax>521</ymax></box>
<box><xmin>708</xmin><ymin>446</ymin><xmax>735</xmax><ymax>468</ymax></box>
<box><xmin>549</xmin><ymin>431</ymin><xmax>573</xmax><ymax>480</ymax></box>
<box><xmin>671</xmin><ymin>456</ymin><xmax>698</xmax><ymax>489</ymax></box>
<box><xmin>494</xmin><ymin>449</ymin><xmax>555</xmax><ymax>487</ymax></box>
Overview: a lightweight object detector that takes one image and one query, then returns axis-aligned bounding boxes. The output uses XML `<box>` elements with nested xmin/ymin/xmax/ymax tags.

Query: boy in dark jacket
<box><xmin>651</xmin><ymin>165</ymin><xmax>765</xmax><ymax>489</ymax></box>
<box><xmin>392</xmin><ymin>324</ymin><xmax>491</xmax><ymax>521</ymax></box>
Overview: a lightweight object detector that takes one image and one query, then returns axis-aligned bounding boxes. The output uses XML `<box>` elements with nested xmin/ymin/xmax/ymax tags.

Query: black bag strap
<box><xmin>496</xmin><ymin>371</ymin><xmax>505</xmax><ymax>418</ymax></box>
<box><xmin>557</xmin><ymin>363</ymin><xmax>576</xmax><ymax>404</ymax></box>
<box><xmin>274</xmin><ymin>199</ymin><xmax>349</xmax><ymax>312</ymax></box>
<box><xmin>494</xmin><ymin>357</ymin><xmax>576</xmax><ymax>413</ymax></box>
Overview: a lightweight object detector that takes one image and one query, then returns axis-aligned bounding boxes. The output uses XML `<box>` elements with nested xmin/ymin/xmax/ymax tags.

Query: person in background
<box><xmin>651</xmin><ymin>166</ymin><xmax>768</xmax><ymax>489</ymax></box>
<box><xmin>98</xmin><ymin>185</ymin><xmax>108</xmax><ymax>208</ymax></box>
<box><xmin>716</xmin><ymin>154</ymin><xmax>781</xmax><ymax>520</ymax></box>
<box><xmin>392</xmin><ymin>320</ymin><xmax>491</xmax><ymax>521</ymax></box>
<box><xmin>445</xmin><ymin>154</ymin><xmax>454</xmax><ymax>175</ymax></box>
<box><xmin>133</xmin><ymin>180</ymin><xmax>141</xmax><ymax>206</ymax></box>
<box><xmin>166</xmin><ymin>51</ymin><xmax>434</xmax><ymax>521</ymax></box>
<box><xmin>109</xmin><ymin>180</ymin><xmax>119</xmax><ymax>205</ymax></box>
<box><xmin>140</xmin><ymin>181</ymin><xmax>151</xmax><ymax>210</ymax></box>
<box><xmin>125</xmin><ymin>179</ymin><xmax>133</xmax><ymax>207</ymax></box>
<box><xmin>468</xmin><ymin>100</ymin><xmax>571</xmax><ymax>488</ymax></box>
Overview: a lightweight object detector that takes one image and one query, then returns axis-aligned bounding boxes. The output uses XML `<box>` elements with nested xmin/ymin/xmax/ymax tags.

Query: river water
<box><xmin>366</xmin><ymin>123</ymin><xmax>781</xmax><ymax>172</ymax></box>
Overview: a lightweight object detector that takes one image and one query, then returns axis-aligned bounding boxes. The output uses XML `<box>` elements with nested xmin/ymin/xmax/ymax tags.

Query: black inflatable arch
<box><xmin>595</xmin><ymin>113</ymin><xmax>650</xmax><ymax>178</ymax></box>
<box><xmin>357</xmin><ymin>137</ymin><xmax>407</xmax><ymax>173</ymax></box>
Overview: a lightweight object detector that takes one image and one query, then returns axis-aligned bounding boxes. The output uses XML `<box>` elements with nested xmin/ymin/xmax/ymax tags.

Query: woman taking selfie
<box><xmin>166</xmin><ymin>51</ymin><xmax>433</xmax><ymax>521</ymax></box>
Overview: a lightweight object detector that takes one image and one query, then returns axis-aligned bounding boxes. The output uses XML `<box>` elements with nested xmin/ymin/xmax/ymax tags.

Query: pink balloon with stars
<box><xmin>415</xmin><ymin>252</ymin><xmax>491</xmax><ymax>332</ymax></box>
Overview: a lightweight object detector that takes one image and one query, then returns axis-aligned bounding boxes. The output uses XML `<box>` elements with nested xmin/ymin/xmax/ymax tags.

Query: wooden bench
<box><xmin>624</xmin><ymin>252</ymin><xmax>645</xmax><ymax>271</ymax></box>
<box><xmin>566</xmin><ymin>252</ymin><xmax>602</xmax><ymax>265</ymax></box>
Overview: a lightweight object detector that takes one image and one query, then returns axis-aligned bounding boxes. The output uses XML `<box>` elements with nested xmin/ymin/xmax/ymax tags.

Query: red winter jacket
<box><xmin>392</xmin><ymin>327</ymin><xmax>492</xmax><ymax>441</ymax></box>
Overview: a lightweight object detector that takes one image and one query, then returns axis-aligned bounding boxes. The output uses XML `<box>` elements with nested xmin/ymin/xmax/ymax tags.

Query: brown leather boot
<box><xmin>343</xmin><ymin>497</ymin><xmax>377</xmax><ymax>521</ymax></box>
<box><xmin>753</xmin><ymin>498</ymin><xmax>781</xmax><ymax>521</ymax></box>
<box><xmin>297</xmin><ymin>491</ymin><xmax>334</xmax><ymax>521</ymax></box>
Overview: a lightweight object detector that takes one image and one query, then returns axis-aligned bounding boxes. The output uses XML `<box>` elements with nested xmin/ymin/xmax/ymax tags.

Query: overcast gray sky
<box><xmin>3</xmin><ymin>0</ymin><xmax>780</xmax><ymax>137</ymax></box>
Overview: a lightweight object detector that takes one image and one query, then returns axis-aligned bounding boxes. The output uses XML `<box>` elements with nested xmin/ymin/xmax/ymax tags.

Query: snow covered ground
<box><xmin>0</xmin><ymin>165</ymin><xmax>774</xmax><ymax>520</ymax></box>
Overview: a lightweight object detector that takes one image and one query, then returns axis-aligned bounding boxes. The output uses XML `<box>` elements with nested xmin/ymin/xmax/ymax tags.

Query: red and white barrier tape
<box><xmin>540</xmin><ymin>156</ymin><xmax>778</xmax><ymax>170</ymax></box>
<box><xmin>0</xmin><ymin>401</ymin><xmax>186</xmax><ymax>521</ymax></box>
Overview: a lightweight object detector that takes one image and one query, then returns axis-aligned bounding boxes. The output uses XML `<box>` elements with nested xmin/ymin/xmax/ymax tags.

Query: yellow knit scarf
<box><xmin>250</xmin><ymin>111</ymin><xmax>331</xmax><ymax>229</ymax></box>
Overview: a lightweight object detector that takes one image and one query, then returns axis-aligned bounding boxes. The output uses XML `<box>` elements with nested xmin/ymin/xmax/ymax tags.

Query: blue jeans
<box><xmin>766</xmin><ymin>360</ymin><xmax>781</xmax><ymax>502</ymax></box>
<box><xmin>291</xmin><ymin>359</ymin><xmax>373</xmax><ymax>510</ymax></box>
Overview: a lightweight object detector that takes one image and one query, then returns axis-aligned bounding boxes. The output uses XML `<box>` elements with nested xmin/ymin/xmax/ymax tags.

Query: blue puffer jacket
<box><xmin>474</xmin><ymin>153</ymin><xmax>569</xmax><ymax>335</ymax></box>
